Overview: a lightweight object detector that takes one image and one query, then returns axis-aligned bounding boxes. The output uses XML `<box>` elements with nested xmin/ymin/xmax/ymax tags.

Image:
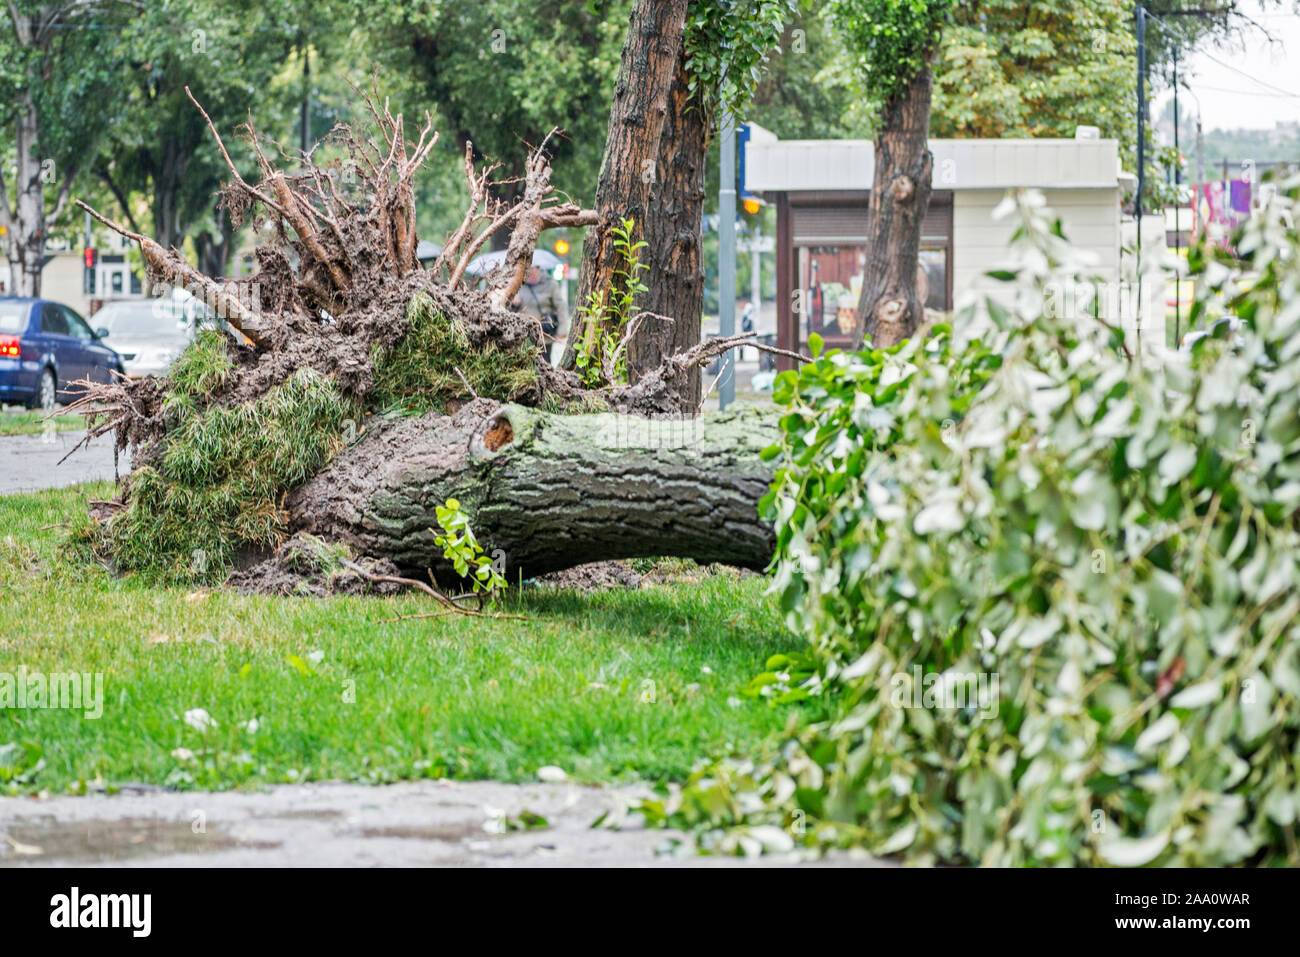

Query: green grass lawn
<box><xmin>0</xmin><ymin>484</ymin><xmax>804</xmax><ymax>795</ymax></box>
<box><xmin>0</xmin><ymin>406</ymin><xmax>87</xmax><ymax>436</ymax></box>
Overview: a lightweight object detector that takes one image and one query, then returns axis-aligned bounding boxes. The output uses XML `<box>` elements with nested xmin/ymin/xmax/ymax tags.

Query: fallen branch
<box><xmin>378</xmin><ymin>610</ymin><xmax>454</xmax><ymax>623</ymax></box>
<box><xmin>600</xmin><ymin>332</ymin><xmax>811</xmax><ymax>415</ymax></box>
<box><xmin>75</xmin><ymin>200</ymin><xmax>269</xmax><ymax>347</ymax></box>
<box><xmin>338</xmin><ymin>558</ymin><xmax>524</xmax><ymax>619</ymax></box>
<box><xmin>688</xmin><ymin>332</ymin><xmax>811</xmax><ymax>367</ymax></box>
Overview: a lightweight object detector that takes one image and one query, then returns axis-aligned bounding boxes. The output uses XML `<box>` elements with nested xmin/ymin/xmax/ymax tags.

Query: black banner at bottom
<box><xmin>0</xmin><ymin>864</ymin><xmax>1286</xmax><ymax>943</ymax></box>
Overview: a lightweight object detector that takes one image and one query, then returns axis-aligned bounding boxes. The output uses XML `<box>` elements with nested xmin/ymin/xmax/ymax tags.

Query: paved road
<box><xmin>0</xmin><ymin>780</ymin><xmax>884</xmax><ymax>867</ymax></box>
<box><xmin>0</xmin><ymin>430</ymin><xmax>129</xmax><ymax>494</ymax></box>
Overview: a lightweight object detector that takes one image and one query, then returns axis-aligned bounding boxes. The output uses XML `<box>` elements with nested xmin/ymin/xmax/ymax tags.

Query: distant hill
<box><xmin>1200</xmin><ymin>122</ymin><xmax>1300</xmax><ymax>175</ymax></box>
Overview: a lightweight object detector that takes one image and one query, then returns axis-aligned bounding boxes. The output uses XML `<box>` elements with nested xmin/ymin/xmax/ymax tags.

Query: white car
<box><xmin>93</xmin><ymin>299</ymin><xmax>209</xmax><ymax>377</ymax></box>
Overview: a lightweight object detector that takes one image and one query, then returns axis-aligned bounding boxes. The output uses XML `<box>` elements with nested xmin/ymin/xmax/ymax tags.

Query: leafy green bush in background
<box><xmin>644</xmin><ymin>181</ymin><xmax>1300</xmax><ymax>866</ymax></box>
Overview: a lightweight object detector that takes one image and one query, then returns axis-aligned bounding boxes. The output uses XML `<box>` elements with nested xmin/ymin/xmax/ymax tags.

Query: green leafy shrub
<box><xmin>575</xmin><ymin>218</ymin><xmax>647</xmax><ymax>388</ymax></box>
<box><xmin>433</xmin><ymin>497</ymin><xmax>507</xmax><ymax>602</ymax></box>
<box><xmin>649</xmin><ymin>183</ymin><xmax>1300</xmax><ymax>866</ymax></box>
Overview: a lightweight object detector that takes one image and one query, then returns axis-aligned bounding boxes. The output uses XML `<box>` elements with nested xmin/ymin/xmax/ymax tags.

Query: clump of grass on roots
<box><xmin>168</xmin><ymin>328</ymin><xmax>234</xmax><ymax>400</ymax></box>
<box><xmin>371</xmin><ymin>292</ymin><xmax>539</xmax><ymax>414</ymax></box>
<box><xmin>101</xmin><ymin>366</ymin><xmax>355</xmax><ymax>583</ymax></box>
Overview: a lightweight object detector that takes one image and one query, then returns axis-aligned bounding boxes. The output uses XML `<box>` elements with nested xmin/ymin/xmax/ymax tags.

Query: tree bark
<box><xmin>290</xmin><ymin>399</ymin><xmax>777</xmax><ymax>576</ymax></box>
<box><xmin>854</xmin><ymin>65</ymin><xmax>935</xmax><ymax>349</ymax></box>
<box><xmin>0</xmin><ymin>91</ymin><xmax>71</xmax><ymax>297</ymax></box>
<box><xmin>151</xmin><ymin>136</ymin><xmax>188</xmax><ymax>252</ymax></box>
<box><xmin>194</xmin><ymin>207</ymin><xmax>236</xmax><ymax>279</ymax></box>
<box><xmin>628</xmin><ymin>49</ymin><xmax>709</xmax><ymax>409</ymax></box>
<box><xmin>560</xmin><ymin>0</ymin><xmax>689</xmax><ymax>371</ymax></box>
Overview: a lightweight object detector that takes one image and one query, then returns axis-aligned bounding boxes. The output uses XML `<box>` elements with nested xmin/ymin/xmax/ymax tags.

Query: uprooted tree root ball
<box><xmin>65</xmin><ymin>89</ymin><xmax>788</xmax><ymax>594</ymax></box>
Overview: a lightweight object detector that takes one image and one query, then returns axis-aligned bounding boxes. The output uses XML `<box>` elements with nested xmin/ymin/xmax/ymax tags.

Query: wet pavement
<box><xmin>0</xmin><ymin>780</ymin><xmax>885</xmax><ymax>867</ymax></box>
<box><xmin>0</xmin><ymin>429</ymin><xmax>128</xmax><ymax>494</ymax></box>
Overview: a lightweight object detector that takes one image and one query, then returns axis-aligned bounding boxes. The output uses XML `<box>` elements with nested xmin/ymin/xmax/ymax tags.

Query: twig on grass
<box><xmin>378</xmin><ymin>611</ymin><xmax>453</xmax><ymax>623</ymax></box>
<box><xmin>340</xmin><ymin>558</ymin><xmax>525</xmax><ymax>620</ymax></box>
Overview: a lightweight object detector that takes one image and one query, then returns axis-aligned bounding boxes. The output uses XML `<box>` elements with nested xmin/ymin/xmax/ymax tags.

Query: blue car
<box><xmin>0</xmin><ymin>297</ymin><xmax>124</xmax><ymax>410</ymax></box>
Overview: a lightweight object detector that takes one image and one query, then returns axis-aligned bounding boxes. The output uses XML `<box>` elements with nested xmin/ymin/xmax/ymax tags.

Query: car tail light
<box><xmin>0</xmin><ymin>335</ymin><xmax>21</xmax><ymax>358</ymax></box>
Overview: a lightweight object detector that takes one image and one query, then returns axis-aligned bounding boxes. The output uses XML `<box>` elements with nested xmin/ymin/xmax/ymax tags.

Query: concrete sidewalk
<box><xmin>0</xmin><ymin>429</ymin><xmax>129</xmax><ymax>494</ymax></box>
<box><xmin>0</xmin><ymin>780</ymin><xmax>883</xmax><ymax>868</ymax></box>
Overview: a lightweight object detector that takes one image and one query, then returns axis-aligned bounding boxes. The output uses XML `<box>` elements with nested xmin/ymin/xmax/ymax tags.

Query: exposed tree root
<box><xmin>64</xmin><ymin>89</ymin><xmax>794</xmax><ymax>593</ymax></box>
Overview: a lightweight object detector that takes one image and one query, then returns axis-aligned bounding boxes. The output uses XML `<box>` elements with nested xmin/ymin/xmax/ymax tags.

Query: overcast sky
<box><xmin>1171</xmin><ymin>1</ymin><xmax>1300</xmax><ymax>131</ymax></box>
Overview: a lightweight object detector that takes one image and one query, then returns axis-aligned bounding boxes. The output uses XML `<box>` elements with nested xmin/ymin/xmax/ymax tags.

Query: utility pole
<box><xmin>1134</xmin><ymin>2</ymin><xmax>1147</xmax><ymax>356</ymax></box>
<box><xmin>1136</xmin><ymin>4</ymin><xmax>1146</xmax><ymax>252</ymax></box>
<box><xmin>718</xmin><ymin>109</ymin><xmax>737</xmax><ymax>410</ymax></box>
<box><xmin>1195</xmin><ymin>115</ymin><xmax>1204</xmax><ymax>191</ymax></box>
<box><xmin>82</xmin><ymin>209</ymin><xmax>92</xmax><ymax>297</ymax></box>
<box><xmin>300</xmin><ymin>43</ymin><xmax>311</xmax><ymax>156</ymax></box>
<box><xmin>1173</xmin><ymin>47</ymin><xmax>1181</xmax><ymax>344</ymax></box>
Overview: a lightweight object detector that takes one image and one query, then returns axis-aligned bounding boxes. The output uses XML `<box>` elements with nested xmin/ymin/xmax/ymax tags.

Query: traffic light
<box><xmin>83</xmin><ymin>246</ymin><xmax>97</xmax><ymax>294</ymax></box>
<box><xmin>554</xmin><ymin>239</ymin><xmax>570</xmax><ymax>257</ymax></box>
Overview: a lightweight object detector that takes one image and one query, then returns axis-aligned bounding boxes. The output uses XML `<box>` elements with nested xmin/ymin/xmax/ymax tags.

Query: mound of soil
<box><xmin>227</xmin><ymin>534</ymin><xmax>404</xmax><ymax>597</ymax></box>
<box><xmin>532</xmin><ymin>561</ymin><xmax>643</xmax><ymax>591</ymax></box>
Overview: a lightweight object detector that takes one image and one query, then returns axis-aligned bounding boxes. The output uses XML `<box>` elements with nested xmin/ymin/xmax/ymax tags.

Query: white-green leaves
<box><xmin>1158</xmin><ymin>443</ymin><xmax>1197</xmax><ymax>486</ymax></box>
<box><xmin>1097</xmin><ymin>831</ymin><xmax>1170</xmax><ymax>867</ymax></box>
<box><xmin>667</xmin><ymin>180</ymin><xmax>1300</xmax><ymax>868</ymax></box>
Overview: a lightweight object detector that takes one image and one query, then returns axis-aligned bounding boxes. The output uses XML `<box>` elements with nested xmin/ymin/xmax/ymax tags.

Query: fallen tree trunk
<box><xmin>66</xmin><ymin>88</ymin><xmax>800</xmax><ymax>591</ymax></box>
<box><xmin>290</xmin><ymin>399</ymin><xmax>777</xmax><ymax>576</ymax></box>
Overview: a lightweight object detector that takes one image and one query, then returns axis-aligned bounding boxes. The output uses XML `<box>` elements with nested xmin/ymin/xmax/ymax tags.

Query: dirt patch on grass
<box><xmin>226</xmin><ymin>533</ymin><xmax>404</xmax><ymax>597</ymax></box>
<box><xmin>533</xmin><ymin>561</ymin><xmax>643</xmax><ymax>591</ymax></box>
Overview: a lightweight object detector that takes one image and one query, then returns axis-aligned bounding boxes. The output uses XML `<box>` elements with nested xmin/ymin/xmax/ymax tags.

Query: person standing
<box><xmin>512</xmin><ymin>264</ymin><xmax>569</xmax><ymax>363</ymax></box>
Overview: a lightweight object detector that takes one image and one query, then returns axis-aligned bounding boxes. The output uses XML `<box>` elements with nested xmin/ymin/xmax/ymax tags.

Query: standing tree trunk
<box><xmin>150</xmin><ymin>137</ymin><xmax>189</xmax><ymax>252</ymax></box>
<box><xmin>561</xmin><ymin>0</ymin><xmax>689</xmax><ymax>371</ymax></box>
<box><xmin>0</xmin><ymin>91</ymin><xmax>72</xmax><ymax>297</ymax></box>
<box><xmin>627</xmin><ymin>50</ymin><xmax>710</xmax><ymax>410</ymax></box>
<box><xmin>854</xmin><ymin>65</ymin><xmax>935</xmax><ymax>349</ymax></box>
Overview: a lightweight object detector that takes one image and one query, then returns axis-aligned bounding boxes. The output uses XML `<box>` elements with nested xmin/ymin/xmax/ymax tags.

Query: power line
<box><xmin>1144</xmin><ymin>7</ymin><xmax>1300</xmax><ymax>100</ymax></box>
<box><xmin>1187</xmin><ymin>46</ymin><xmax>1300</xmax><ymax>99</ymax></box>
<box><xmin>1187</xmin><ymin>83</ymin><xmax>1300</xmax><ymax>99</ymax></box>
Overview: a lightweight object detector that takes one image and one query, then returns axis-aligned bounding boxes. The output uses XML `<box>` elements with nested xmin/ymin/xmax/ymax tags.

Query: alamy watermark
<box><xmin>594</xmin><ymin>413</ymin><xmax>702</xmax><ymax>450</ymax></box>
<box><xmin>0</xmin><ymin>666</ymin><xmax>104</xmax><ymax>719</ymax></box>
<box><xmin>1039</xmin><ymin>279</ymin><xmax>1143</xmax><ymax>322</ymax></box>
<box><xmin>889</xmin><ymin>666</ymin><xmax>999</xmax><ymax>720</ymax></box>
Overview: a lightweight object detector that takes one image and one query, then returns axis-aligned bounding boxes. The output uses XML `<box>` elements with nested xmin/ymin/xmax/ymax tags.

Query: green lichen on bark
<box><xmin>291</xmin><ymin>400</ymin><xmax>780</xmax><ymax>576</ymax></box>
